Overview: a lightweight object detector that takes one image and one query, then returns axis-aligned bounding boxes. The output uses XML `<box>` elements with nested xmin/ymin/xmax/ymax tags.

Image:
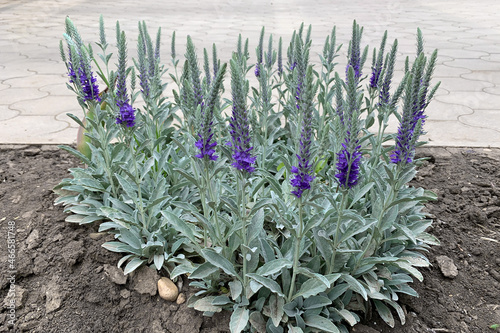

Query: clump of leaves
<box><xmin>55</xmin><ymin>17</ymin><xmax>440</xmax><ymax>333</ymax></box>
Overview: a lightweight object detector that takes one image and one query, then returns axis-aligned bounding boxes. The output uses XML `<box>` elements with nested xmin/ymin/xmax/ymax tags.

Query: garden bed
<box><xmin>0</xmin><ymin>144</ymin><xmax>498</xmax><ymax>333</ymax></box>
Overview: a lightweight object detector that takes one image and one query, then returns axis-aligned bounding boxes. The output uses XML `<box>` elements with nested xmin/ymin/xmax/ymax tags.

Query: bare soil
<box><xmin>0</xmin><ymin>145</ymin><xmax>499</xmax><ymax>333</ymax></box>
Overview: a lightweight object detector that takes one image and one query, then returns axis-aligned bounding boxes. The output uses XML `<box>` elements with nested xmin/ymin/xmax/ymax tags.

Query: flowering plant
<box><xmin>55</xmin><ymin>17</ymin><xmax>440</xmax><ymax>332</ymax></box>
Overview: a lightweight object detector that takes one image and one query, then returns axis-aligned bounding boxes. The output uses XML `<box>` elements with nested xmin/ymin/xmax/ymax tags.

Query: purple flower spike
<box><xmin>254</xmin><ymin>62</ymin><xmax>261</xmax><ymax>77</ymax></box>
<box><xmin>68</xmin><ymin>62</ymin><xmax>77</xmax><ymax>83</ymax></box>
<box><xmin>291</xmin><ymin>164</ymin><xmax>315</xmax><ymax>198</ymax></box>
<box><xmin>379</xmin><ymin>78</ymin><xmax>391</xmax><ymax>105</ymax></box>
<box><xmin>277</xmin><ymin>39</ymin><xmax>283</xmax><ymax>76</ymax></box>
<box><xmin>290</xmin><ymin>67</ymin><xmax>315</xmax><ymax>198</ymax></box>
<box><xmin>391</xmin><ymin>53</ymin><xmax>435</xmax><ymax>165</ymax></box>
<box><xmin>336</xmin><ymin>140</ymin><xmax>362</xmax><ymax>188</ymax></box>
<box><xmin>391</xmin><ymin>111</ymin><xmax>425</xmax><ymax>165</ymax></box>
<box><xmin>369</xmin><ymin>66</ymin><xmax>382</xmax><ymax>89</ymax></box>
<box><xmin>116</xmin><ymin>75</ymin><xmax>130</xmax><ymax>109</ymax></box>
<box><xmin>79</xmin><ymin>67</ymin><xmax>100</xmax><ymax>102</ymax></box>
<box><xmin>195</xmin><ymin>131</ymin><xmax>218</xmax><ymax>161</ymax></box>
<box><xmin>116</xmin><ymin>103</ymin><xmax>135</xmax><ymax>127</ymax></box>
<box><xmin>231</xmin><ymin>146</ymin><xmax>256</xmax><ymax>173</ymax></box>
<box><xmin>195</xmin><ymin>97</ymin><xmax>219</xmax><ymax>161</ymax></box>
<box><xmin>390</xmin><ymin>135</ymin><xmax>414</xmax><ymax>164</ymax></box>
<box><xmin>229</xmin><ymin>59</ymin><xmax>256</xmax><ymax>173</ymax></box>
<box><xmin>346</xmin><ymin>21</ymin><xmax>364</xmax><ymax>85</ymax></box>
<box><xmin>345</xmin><ymin>63</ymin><xmax>361</xmax><ymax>83</ymax></box>
<box><xmin>115</xmin><ymin>71</ymin><xmax>135</xmax><ymax>128</ymax></box>
<box><xmin>295</xmin><ymin>81</ymin><xmax>302</xmax><ymax>110</ymax></box>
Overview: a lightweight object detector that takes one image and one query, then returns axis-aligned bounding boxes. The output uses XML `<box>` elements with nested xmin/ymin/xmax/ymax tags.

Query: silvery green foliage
<box><xmin>55</xmin><ymin>18</ymin><xmax>440</xmax><ymax>333</ymax></box>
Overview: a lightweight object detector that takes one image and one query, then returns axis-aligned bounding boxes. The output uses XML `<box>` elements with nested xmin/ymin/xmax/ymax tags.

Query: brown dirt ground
<box><xmin>0</xmin><ymin>145</ymin><xmax>499</xmax><ymax>333</ymax></box>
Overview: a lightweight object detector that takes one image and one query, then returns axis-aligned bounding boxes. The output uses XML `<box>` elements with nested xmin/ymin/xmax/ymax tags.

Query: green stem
<box><xmin>238</xmin><ymin>173</ymin><xmax>249</xmax><ymax>288</ymax></box>
<box><xmin>90</xmin><ymin>54</ymin><xmax>110</xmax><ymax>89</ymax></box>
<box><xmin>374</xmin><ymin>103</ymin><xmax>389</xmax><ymax>162</ymax></box>
<box><xmin>260</xmin><ymin>70</ymin><xmax>270</xmax><ymax>169</ymax></box>
<box><xmin>129</xmin><ymin>138</ymin><xmax>147</xmax><ymax>229</ymax></box>
<box><xmin>206</xmin><ymin>163</ymin><xmax>222</xmax><ymax>246</ymax></box>
<box><xmin>288</xmin><ymin>198</ymin><xmax>304</xmax><ymax>301</ymax></box>
<box><xmin>95</xmin><ymin>114</ymin><xmax>118</xmax><ymax>198</ymax></box>
<box><xmin>199</xmin><ymin>186</ymin><xmax>209</xmax><ymax>248</ymax></box>
<box><xmin>367</xmin><ymin>103</ymin><xmax>389</xmax><ymax>186</ymax></box>
<box><xmin>318</xmin><ymin>70</ymin><xmax>331</xmax><ymax>149</ymax></box>
<box><xmin>328</xmin><ymin>192</ymin><xmax>347</xmax><ymax>274</ymax></box>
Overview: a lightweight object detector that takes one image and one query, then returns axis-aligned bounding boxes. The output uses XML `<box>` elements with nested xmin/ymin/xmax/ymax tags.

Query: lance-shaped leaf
<box><xmin>123</xmin><ymin>257</ymin><xmax>146</xmax><ymax>275</ymax></box>
<box><xmin>230</xmin><ymin>307</ymin><xmax>250</xmax><ymax>333</ymax></box>
<box><xmin>246</xmin><ymin>273</ymin><xmax>284</xmax><ymax>297</ymax></box>
<box><xmin>268</xmin><ymin>294</ymin><xmax>285</xmax><ymax>327</ymax></box>
<box><xmin>291</xmin><ymin>276</ymin><xmax>330</xmax><ymax>301</ymax></box>
<box><xmin>303</xmin><ymin>295</ymin><xmax>332</xmax><ymax>310</ymax></box>
<box><xmin>161</xmin><ymin>211</ymin><xmax>200</xmax><ymax>251</ymax></box>
<box><xmin>229</xmin><ymin>280</ymin><xmax>243</xmax><ymax>300</ymax></box>
<box><xmin>247</xmin><ymin>208</ymin><xmax>264</xmax><ymax>243</ymax></box>
<box><xmin>249</xmin><ymin>311</ymin><xmax>267</xmax><ymax>333</ymax></box>
<box><xmin>304</xmin><ymin>315</ymin><xmax>340</xmax><ymax>333</ymax></box>
<box><xmin>190</xmin><ymin>262</ymin><xmax>219</xmax><ymax>279</ymax></box>
<box><xmin>256</xmin><ymin>258</ymin><xmax>293</xmax><ymax>276</ymax></box>
<box><xmin>373</xmin><ymin>300</ymin><xmax>395</xmax><ymax>327</ymax></box>
<box><xmin>201</xmin><ymin>248</ymin><xmax>240</xmax><ymax>279</ymax></box>
<box><xmin>192</xmin><ymin>296</ymin><xmax>223</xmax><ymax>313</ymax></box>
<box><xmin>341</xmin><ymin>274</ymin><xmax>368</xmax><ymax>300</ymax></box>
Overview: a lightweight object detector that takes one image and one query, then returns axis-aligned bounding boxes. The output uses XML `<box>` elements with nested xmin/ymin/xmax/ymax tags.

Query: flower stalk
<box><xmin>336</xmin><ymin>66</ymin><xmax>362</xmax><ymax>189</ymax></box>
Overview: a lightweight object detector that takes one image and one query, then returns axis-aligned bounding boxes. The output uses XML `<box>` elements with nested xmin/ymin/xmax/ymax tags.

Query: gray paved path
<box><xmin>1</xmin><ymin>0</ymin><xmax>500</xmax><ymax>146</ymax></box>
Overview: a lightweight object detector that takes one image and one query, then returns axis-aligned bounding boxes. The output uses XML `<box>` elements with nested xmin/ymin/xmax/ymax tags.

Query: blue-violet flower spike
<box><xmin>195</xmin><ymin>130</ymin><xmax>218</xmax><ymax>161</ymax></box>
<box><xmin>116</xmin><ymin>103</ymin><xmax>135</xmax><ymax>127</ymax></box>
<box><xmin>79</xmin><ymin>67</ymin><xmax>100</xmax><ymax>102</ymax></box>
<box><xmin>290</xmin><ymin>66</ymin><xmax>315</xmax><ymax>198</ymax></box>
<box><xmin>336</xmin><ymin>140</ymin><xmax>362</xmax><ymax>188</ymax></box>
<box><xmin>229</xmin><ymin>59</ymin><xmax>256</xmax><ymax>173</ymax></box>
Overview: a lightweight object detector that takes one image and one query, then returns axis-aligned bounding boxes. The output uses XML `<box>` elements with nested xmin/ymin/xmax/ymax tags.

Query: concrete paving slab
<box><xmin>434</xmin><ymin>65</ymin><xmax>471</xmax><ymax>78</ymax></box>
<box><xmin>1</xmin><ymin>52</ymin><xmax>28</xmax><ymax>62</ymax></box>
<box><xmin>461</xmin><ymin>71</ymin><xmax>500</xmax><ymax>85</ymax></box>
<box><xmin>0</xmin><ymin>115</ymin><xmax>68</xmax><ymax>144</ymax></box>
<box><xmin>4</xmin><ymin>74</ymin><xmax>67</xmax><ymax>89</ymax></box>
<box><xmin>484</xmin><ymin>87</ymin><xmax>500</xmax><ymax>96</ymax></box>
<box><xmin>0</xmin><ymin>82</ymin><xmax>10</xmax><ymax>91</ymax></box>
<box><xmin>39</xmin><ymin>83</ymin><xmax>73</xmax><ymax>96</ymax></box>
<box><xmin>0</xmin><ymin>0</ymin><xmax>499</xmax><ymax>148</ymax></box>
<box><xmin>460</xmin><ymin>110</ymin><xmax>500</xmax><ymax>134</ymax></box>
<box><xmin>11</xmin><ymin>95</ymin><xmax>78</xmax><ymax>116</ymax></box>
<box><xmin>438</xmin><ymin>49</ymin><xmax>489</xmax><ymax>59</ymax></box>
<box><xmin>0</xmin><ymin>105</ymin><xmax>19</xmax><ymax>121</ymax></box>
<box><xmin>438</xmin><ymin>77</ymin><xmax>494</xmax><ymax>92</ymax></box>
<box><xmin>0</xmin><ymin>66</ymin><xmax>36</xmax><ymax>79</ymax></box>
<box><xmin>0</xmin><ymin>88</ymin><xmax>49</xmax><ymax>105</ymax></box>
<box><xmin>443</xmin><ymin>59</ymin><xmax>500</xmax><ymax>71</ymax></box>
<box><xmin>426</xmin><ymin>103</ymin><xmax>474</xmax><ymax>122</ymax></box>
<box><xmin>424</xmin><ymin>120</ymin><xmax>500</xmax><ymax>148</ymax></box>
<box><xmin>435</xmin><ymin>91</ymin><xmax>500</xmax><ymax>110</ymax></box>
<box><xmin>464</xmin><ymin>44</ymin><xmax>500</xmax><ymax>53</ymax></box>
<box><xmin>481</xmin><ymin>54</ymin><xmax>500</xmax><ymax>62</ymax></box>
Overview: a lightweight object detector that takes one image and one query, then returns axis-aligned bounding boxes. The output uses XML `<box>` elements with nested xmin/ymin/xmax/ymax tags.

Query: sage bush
<box><xmin>54</xmin><ymin>16</ymin><xmax>440</xmax><ymax>333</ymax></box>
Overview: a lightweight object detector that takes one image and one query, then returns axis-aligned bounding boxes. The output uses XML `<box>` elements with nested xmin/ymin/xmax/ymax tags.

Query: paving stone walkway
<box><xmin>1</xmin><ymin>0</ymin><xmax>500</xmax><ymax>146</ymax></box>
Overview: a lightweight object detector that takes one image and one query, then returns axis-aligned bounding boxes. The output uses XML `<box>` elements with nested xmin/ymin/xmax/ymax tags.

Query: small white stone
<box><xmin>176</xmin><ymin>293</ymin><xmax>186</xmax><ymax>305</ymax></box>
<box><xmin>158</xmin><ymin>277</ymin><xmax>178</xmax><ymax>302</ymax></box>
<box><xmin>89</xmin><ymin>232</ymin><xmax>105</xmax><ymax>240</ymax></box>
